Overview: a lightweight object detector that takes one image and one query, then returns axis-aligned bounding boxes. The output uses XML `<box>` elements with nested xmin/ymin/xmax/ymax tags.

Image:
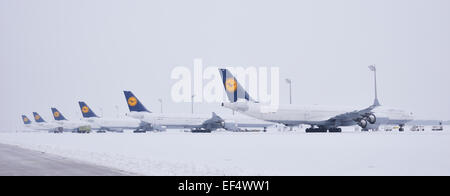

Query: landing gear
<box><xmin>191</xmin><ymin>128</ymin><xmax>212</xmax><ymax>133</ymax></box>
<box><xmin>328</xmin><ymin>128</ymin><xmax>342</xmax><ymax>133</ymax></box>
<box><xmin>51</xmin><ymin>127</ymin><xmax>64</xmax><ymax>133</ymax></box>
<box><xmin>134</xmin><ymin>122</ymin><xmax>159</xmax><ymax>133</ymax></box>
<box><xmin>399</xmin><ymin>125</ymin><xmax>405</xmax><ymax>132</ymax></box>
<box><xmin>306</xmin><ymin>126</ymin><xmax>342</xmax><ymax>133</ymax></box>
<box><xmin>305</xmin><ymin>127</ymin><xmax>327</xmax><ymax>133</ymax></box>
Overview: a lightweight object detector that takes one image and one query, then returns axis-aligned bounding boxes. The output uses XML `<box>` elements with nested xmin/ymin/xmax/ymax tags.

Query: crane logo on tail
<box><xmin>53</xmin><ymin>111</ymin><xmax>60</xmax><ymax>118</ymax></box>
<box><xmin>34</xmin><ymin>114</ymin><xmax>41</xmax><ymax>121</ymax></box>
<box><xmin>128</xmin><ymin>97</ymin><xmax>138</xmax><ymax>107</ymax></box>
<box><xmin>225</xmin><ymin>78</ymin><xmax>237</xmax><ymax>93</ymax></box>
<box><xmin>23</xmin><ymin>117</ymin><xmax>29</xmax><ymax>123</ymax></box>
<box><xmin>82</xmin><ymin>106</ymin><xmax>89</xmax><ymax>113</ymax></box>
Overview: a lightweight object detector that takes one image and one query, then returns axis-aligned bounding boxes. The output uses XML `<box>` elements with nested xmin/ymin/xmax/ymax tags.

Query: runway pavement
<box><xmin>0</xmin><ymin>143</ymin><xmax>128</xmax><ymax>176</ymax></box>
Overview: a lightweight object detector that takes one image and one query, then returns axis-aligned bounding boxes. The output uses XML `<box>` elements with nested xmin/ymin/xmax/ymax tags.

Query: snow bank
<box><xmin>1</xmin><ymin>127</ymin><xmax>450</xmax><ymax>176</ymax></box>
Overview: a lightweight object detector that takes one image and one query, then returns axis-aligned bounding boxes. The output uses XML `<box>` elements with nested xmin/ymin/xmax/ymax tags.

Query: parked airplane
<box><xmin>123</xmin><ymin>91</ymin><xmax>273</xmax><ymax>133</ymax></box>
<box><xmin>30</xmin><ymin>112</ymin><xmax>61</xmax><ymax>132</ymax></box>
<box><xmin>363</xmin><ymin>106</ymin><xmax>414</xmax><ymax>131</ymax></box>
<box><xmin>218</xmin><ymin>67</ymin><xmax>413</xmax><ymax>132</ymax></box>
<box><xmin>355</xmin><ymin>65</ymin><xmax>414</xmax><ymax>131</ymax></box>
<box><xmin>22</xmin><ymin>115</ymin><xmax>32</xmax><ymax>126</ymax></box>
<box><xmin>21</xmin><ymin>115</ymin><xmax>47</xmax><ymax>131</ymax></box>
<box><xmin>78</xmin><ymin>101</ymin><xmax>143</xmax><ymax>132</ymax></box>
<box><xmin>51</xmin><ymin>108</ymin><xmax>91</xmax><ymax>132</ymax></box>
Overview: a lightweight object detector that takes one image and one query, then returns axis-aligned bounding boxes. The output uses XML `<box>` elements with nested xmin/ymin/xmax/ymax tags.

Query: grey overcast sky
<box><xmin>1</xmin><ymin>0</ymin><xmax>450</xmax><ymax>131</ymax></box>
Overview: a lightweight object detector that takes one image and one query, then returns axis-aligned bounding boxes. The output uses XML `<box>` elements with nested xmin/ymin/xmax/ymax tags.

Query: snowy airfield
<box><xmin>1</xmin><ymin>126</ymin><xmax>450</xmax><ymax>176</ymax></box>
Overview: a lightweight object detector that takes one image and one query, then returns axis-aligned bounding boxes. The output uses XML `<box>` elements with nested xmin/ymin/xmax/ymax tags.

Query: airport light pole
<box><xmin>158</xmin><ymin>99</ymin><xmax>163</xmax><ymax>113</ymax></box>
<box><xmin>285</xmin><ymin>78</ymin><xmax>292</xmax><ymax>104</ymax></box>
<box><xmin>368</xmin><ymin>64</ymin><xmax>380</xmax><ymax>106</ymax></box>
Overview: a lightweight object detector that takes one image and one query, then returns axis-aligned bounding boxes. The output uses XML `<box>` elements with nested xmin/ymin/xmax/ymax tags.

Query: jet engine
<box><xmin>356</xmin><ymin>113</ymin><xmax>376</xmax><ymax>128</ymax></box>
<box><xmin>138</xmin><ymin>122</ymin><xmax>166</xmax><ymax>132</ymax></box>
<box><xmin>358</xmin><ymin>119</ymin><xmax>368</xmax><ymax>129</ymax></box>
<box><xmin>367</xmin><ymin>114</ymin><xmax>376</xmax><ymax>124</ymax></box>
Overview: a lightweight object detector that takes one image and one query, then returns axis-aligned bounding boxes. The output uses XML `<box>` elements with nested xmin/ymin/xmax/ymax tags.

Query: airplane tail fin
<box><xmin>32</xmin><ymin>112</ymin><xmax>46</xmax><ymax>123</ymax></box>
<box><xmin>218</xmin><ymin>68</ymin><xmax>254</xmax><ymax>103</ymax></box>
<box><xmin>212</xmin><ymin>112</ymin><xmax>223</xmax><ymax>122</ymax></box>
<box><xmin>51</xmin><ymin>108</ymin><xmax>67</xmax><ymax>121</ymax></box>
<box><xmin>22</xmin><ymin>115</ymin><xmax>31</xmax><ymax>125</ymax></box>
<box><xmin>123</xmin><ymin>91</ymin><xmax>151</xmax><ymax>112</ymax></box>
<box><xmin>78</xmin><ymin>101</ymin><xmax>99</xmax><ymax>118</ymax></box>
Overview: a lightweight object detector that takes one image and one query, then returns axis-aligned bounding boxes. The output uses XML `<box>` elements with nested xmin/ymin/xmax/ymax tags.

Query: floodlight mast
<box><xmin>369</xmin><ymin>65</ymin><xmax>380</xmax><ymax>106</ymax></box>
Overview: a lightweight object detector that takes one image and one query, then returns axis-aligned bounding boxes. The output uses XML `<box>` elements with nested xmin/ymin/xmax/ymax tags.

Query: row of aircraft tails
<box><xmin>22</xmin><ymin>94</ymin><xmax>274</xmax><ymax>133</ymax></box>
<box><xmin>22</xmin><ymin>66</ymin><xmax>414</xmax><ymax>133</ymax></box>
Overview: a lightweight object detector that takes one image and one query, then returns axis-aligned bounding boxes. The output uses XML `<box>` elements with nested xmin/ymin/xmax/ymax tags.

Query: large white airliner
<box><xmin>78</xmin><ymin>101</ymin><xmax>142</xmax><ymax>132</ymax></box>
<box><xmin>29</xmin><ymin>112</ymin><xmax>62</xmax><ymax>132</ymax></box>
<box><xmin>219</xmin><ymin>67</ymin><xmax>414</xmax><ymax>132</ymax></box>
<box><xmin>21</xmin><ymin>114</ymin><xmax>54</xmax><ymax>131</ymax></box>
<box><xmin>123</xmin><ymin>91</ymin><xmax>273</xmax><ymax>133</ymax></box>
<box><xmin>21</xmin><ymin>115</ymin><xmax>34</xmax><ymax>128</ymax></box>
<box><xmin>50</xmin><ymin>108</ymin><xmax>91</xmax><ymax>132</ymax></box>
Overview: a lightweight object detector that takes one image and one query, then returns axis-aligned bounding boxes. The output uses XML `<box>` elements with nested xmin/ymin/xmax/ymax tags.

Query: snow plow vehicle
<box><xmin>77</xmin><ymin>126</ymin><xmax>91</xmax><ymax>134</ymax></box>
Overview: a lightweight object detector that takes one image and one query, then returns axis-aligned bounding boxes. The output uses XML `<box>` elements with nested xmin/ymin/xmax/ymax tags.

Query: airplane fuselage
<box><xmin>126</xmin><ymin>111</ymin><xmax>273</xmax><ymax>130</ymax></box>
<box><xmin>82</xmin><ymin>117</ymin><xmax>141</xmax><ymax>131</ymax></box>
<box><xmin>53</xmin><ymin>120</ymin><xmax>90</xmax><ymax>131</ymax></box>
<box><xmin>223</xmin><ymin>102</ymin><xmax>413</xmax><ymax>128</ymax></box>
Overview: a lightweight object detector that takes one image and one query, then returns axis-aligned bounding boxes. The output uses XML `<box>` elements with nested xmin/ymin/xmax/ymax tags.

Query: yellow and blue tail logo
<box><xmin>51</xmin><ymin>108</ymin><xmax>67</xmax><ymax>121</ymax></box>
<box><xmin>225</xmin><ymin>78</ymin><xmax>238</xmax><ymax>93</ymax></box>
<box><xmin>22</xmin><ymin>115</ymin><xmax>31</xmax><ymax>125</ymax></box>
<box><xmin>78</xmin><ymin>101</ymin><xmax>99</xmax><ymax>118</ymax></box>
<box><xmin>128</xmin><ymin>96</ymin><xmax>138</xmax><ymax>107</ymax></box>
<box><xmin>32</xmin><ymin>112</ymin><xmax>46</xmax><ymax>123</ymax></box>
<box><xmin>123</xmin><ymin>91</ymin><xmax>150</xmax><ymax>112</ymax></box>
<box><xmin>219</xmin><ymin>69</ymin><xmax>253</xmax><ymax>103</ymax></box>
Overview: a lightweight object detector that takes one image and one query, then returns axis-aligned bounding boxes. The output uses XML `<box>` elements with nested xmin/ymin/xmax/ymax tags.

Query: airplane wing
<box><xmin>206</xmin><ymin>113</ymin><xmax>273</xmax><ymax>132</ymax></box>
<box><xmin>325</xmin><ymin>105</ymin><xmax>378</xmax><ymax>127</ymax></box>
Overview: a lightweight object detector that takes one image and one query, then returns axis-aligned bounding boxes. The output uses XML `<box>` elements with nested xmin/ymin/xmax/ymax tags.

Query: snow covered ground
<box><xmin>1</xmin><ymin>126</ymin><xmax>450</xmax><ymax>176</ymax></box>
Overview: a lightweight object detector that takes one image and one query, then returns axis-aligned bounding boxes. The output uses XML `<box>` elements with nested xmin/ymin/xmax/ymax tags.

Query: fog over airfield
<box><xmin>1</xmin><ymin>0</ymin><xmax>449</xmax><ymax>131</ymax></box>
